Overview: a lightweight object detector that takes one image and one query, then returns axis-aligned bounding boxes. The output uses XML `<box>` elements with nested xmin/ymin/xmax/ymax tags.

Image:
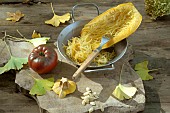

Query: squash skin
<box><xmin>81</xmin><ymin>3</ymin><xmax>142</xmax><ymax>49</ymax></box>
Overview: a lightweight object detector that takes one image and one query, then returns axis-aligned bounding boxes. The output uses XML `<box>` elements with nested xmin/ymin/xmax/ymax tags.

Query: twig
<box><xmin>50</xmin><ymin>3</ymin><xmax>55</xmax><ymax>15</ymax></box>
<box><xmin>119</xmin><ymin>63</ymin><xmax>125</xmax><ymax>84</ymax></box>
<box><xmin>17</xmin><ymin>29</ymin><xmax>27</xmax><ymax>39</ymax></box>
<box><xmin>3</xmin><ymin>31</ymin><xmax>12</xmax><ymax>56</ymax></box>
<box><xmin>2</xmin><ymin>31</ymin><xmax>6</xmax><ymax>40</ymax></box>
<box><xmin>149</xmin><ymin>68</ymin><xmax>161</xmax><ymax>72</ymax></box>
<box><xmin>26</xmin><ymin>71</ymin><xmax>42</xmax><ymax>80</ymax></box>
<box><xmin>6</xmin><ymin>35</ymin><xmax>27</xmax><ymax>41</ymax></box>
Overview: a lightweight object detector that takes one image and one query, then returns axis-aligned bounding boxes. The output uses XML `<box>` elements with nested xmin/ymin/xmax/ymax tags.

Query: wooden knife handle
<box><xmin>72</xmin><ymin>49</ymin><xmax>100</xmax><ymax>80</ymax></box>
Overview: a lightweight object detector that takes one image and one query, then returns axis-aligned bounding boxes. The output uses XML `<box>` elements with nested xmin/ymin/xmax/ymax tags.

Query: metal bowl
<box><xmin>56</xmin><ymin>20</ymin><xmax>128</xmax><ymax>68</ymax></box>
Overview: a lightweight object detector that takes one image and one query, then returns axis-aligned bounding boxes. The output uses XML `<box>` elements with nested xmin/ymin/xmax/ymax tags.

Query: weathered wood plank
<box><xmin>0</xmin><ymin>0</ymin><xmax>142</xmax><ymax>4</ymax></box>
<box><xmin>0</xmin><ymin>2</ymin><xmax>169</xmax><ymax>26</ymax></box>
<box><xmin>0</xmin><ymin>3</ymin><xmax>108</xmax><ymax>26</ymax></box>
<box><xmin>0</xmin><ymin>25</ymin><xmax>169</xmax><ymax>50</ymax></box>
<box><xmin>0</xmin><ymin>93</ymin><xmax>39</xmax><ymax>113</ymax></box>
<box><xmin>0</xmin><ymin>0</ymin><xmax>170</xmax><ymax>113</ymax></box>
<box><xmin>0</xmin><ymin>0</ymin><xmax>24</xmax><ymax>3</ymax></box>
<box><xmin>31</xmin><ymin>0</ymin><xmax>151</xmax><ymax>6</ymax></box>
<box><xmin>0</xmin><ymin>2</ymin><xmax>169</xmax><ymax>42</ymax></box>
<box><xmin>142</xmin><ymin>103</ymin><xmax>170</xmax><ymax>113</ymax></box>
<box><xmin>0</xmin><ymin>73</ymin><xmax>39</xmax><ymax>113</ymax></box>
<box><xmin>130</xmin><ymin>50</ymin><xmax>170</xmax><ymax>104</ymax></box>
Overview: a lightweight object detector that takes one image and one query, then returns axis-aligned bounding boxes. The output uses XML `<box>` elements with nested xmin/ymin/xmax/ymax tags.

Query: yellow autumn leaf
<box><xmin>45</xmin><ymin>13</ymin><xmax>70</xmax><ymax>27</ymax></box>
<box><xmin>112</xmin><ymin>64</ymin><xmax>137</xmax><ymax>100</ymax></box>
<box><xmin>45</xmin><ymin>3</ymin><xmax>70</xmax><ymax>27</ymax></box>
<box><xmin>113</xmin><ymin>84</ymin><xmax>137</xmax><ymax>100</ymax></box>
<box><xmin>28</xmin><ymin>37</ymin><xmax>50</xmax><ymax>47</ymax></box>
<box><xmin>6</xmin><ymin>10</ymin><xmax>24</xmax><ymax>22</ymax></box>
<box><xmin>32</xmin><ymin>30</ymin><xmax>41</xmax><ymax>38</ymax></box>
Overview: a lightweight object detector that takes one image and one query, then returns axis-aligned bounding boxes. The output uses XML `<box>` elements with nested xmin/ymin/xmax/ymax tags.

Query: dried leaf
<box><xmin>6</xmin><ymin>10</ymin><xmax>24</xmax><ymax>22</ymax></box>
<box><xmin>0</xmin><ymin>56</ymin><xmax>28</xmax><ymax>74</ymax></box>
<box><xmin>113</xmin><ymin>84</ymin><xmax>137</xmax><ymax>100</ymax></box>
<box><xmin>29</xmin><ymin>77</ymin><xmax>54</xmax><ymax>96</ymax></box>
<box><xmin>28</xmin><ymin>37</ymin><xmax>50</xmax><ymax>47</ymax></box>
<box><xmin>32</xmin><ymin>30</ymin><xmax>41</xmax><ymax>38</ymax></box>
<box><xmin>135</xmin><ymin>61</ymin><xmax>153</xmax><ymax>80</ymax></box>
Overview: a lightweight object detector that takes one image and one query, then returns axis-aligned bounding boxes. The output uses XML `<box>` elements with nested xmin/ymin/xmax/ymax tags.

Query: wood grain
<box><xmin>0</xmin><ymin>73</ymin><xmax>39</xmax><ymax>113</ymax></box>
<box><xmin>0</xmin><ymin>0</ymin><xmax>170</xmax><ymax>113</ymax></box>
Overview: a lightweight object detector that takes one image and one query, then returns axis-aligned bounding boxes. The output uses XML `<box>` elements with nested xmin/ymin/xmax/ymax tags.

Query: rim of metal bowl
<box><xmin>56</xmin><ymin>20</ymin><xmax>128</xmax><ymax>68</ymax></box>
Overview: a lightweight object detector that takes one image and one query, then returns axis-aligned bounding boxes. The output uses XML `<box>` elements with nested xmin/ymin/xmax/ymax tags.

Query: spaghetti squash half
<box><xmin>65</xmin><ymin>3</ymin><xmax>142</xmax><ymax>65</ymax></box>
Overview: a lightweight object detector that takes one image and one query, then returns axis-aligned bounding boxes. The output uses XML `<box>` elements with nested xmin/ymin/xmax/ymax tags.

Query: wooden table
<box><xmin>0</xmin><ymin>0</ymin><xmax>170</xmax><ymax>113</ymax></box>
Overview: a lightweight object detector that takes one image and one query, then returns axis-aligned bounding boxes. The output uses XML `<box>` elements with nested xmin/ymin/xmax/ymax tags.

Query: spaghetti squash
<box><xmin>65</xmin><ymin>3</ymin><xmax>142</xmax><ymax>65</ymax></box>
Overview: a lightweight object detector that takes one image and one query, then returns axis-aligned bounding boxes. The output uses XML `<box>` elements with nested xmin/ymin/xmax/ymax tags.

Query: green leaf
<box><xmin>135</xmin><ymin>60</ymin><xmax>148</xmax><ymax>70</ymax></box>
<box><xmin>135</xmin><ymin>70</ymin><xmax>153</xmax><ymax>80</ymax></box>
<box><xmin>47</xmin><ymin>77</ymin><xmax>55</xmax><ymax>82</ymax></box>
<box><xmin>29</xmin><ymin>77</ymin><xmax>54</xmax><ymax>96</ymax></box>
<box><xmin>0</xmin><ymin>56</ymin><xmax>28</xmax><ymax>74</ymax></box>
<box><xmin>28</xmin><ymin>37</ymin><xmax>50</xmax><ymax>47</ymax></box>
<box><xmin>134</xmin><ymin>61</ymin><xmax>153</xmax><ymax>80</ymax></box>
<box><xmin>113</xmin><ymin>84</ymin><xmax>137</xmax><ymax>100</ymax></box>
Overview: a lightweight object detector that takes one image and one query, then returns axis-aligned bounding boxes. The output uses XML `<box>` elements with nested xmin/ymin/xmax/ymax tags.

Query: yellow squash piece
<box><xmin>52</xmin><ymin>77</ymin><xmax>76</xmax><ymax>98</ymax></box>
<box><xmin>81</xmin><ymin>2</ymin><xmax>142</xmax><ymax>49</ymax></box>
<box><xmin>32</xmin><ymin>30</ymin><xmax>41</xmax><ymax>38</ymax></box>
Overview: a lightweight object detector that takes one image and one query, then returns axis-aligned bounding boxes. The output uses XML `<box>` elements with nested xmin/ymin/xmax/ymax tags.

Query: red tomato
<box><xmin>28</xmin><ymin>45</ymin><xmax>58</xmax><ymax>74</ymax></box>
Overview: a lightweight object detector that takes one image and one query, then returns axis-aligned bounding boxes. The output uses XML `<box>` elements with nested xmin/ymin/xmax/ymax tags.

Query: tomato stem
<box><xmin>39</xmin><ymin>52</ymin><xmax>45</xmax><ymax>56</ymax></box>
